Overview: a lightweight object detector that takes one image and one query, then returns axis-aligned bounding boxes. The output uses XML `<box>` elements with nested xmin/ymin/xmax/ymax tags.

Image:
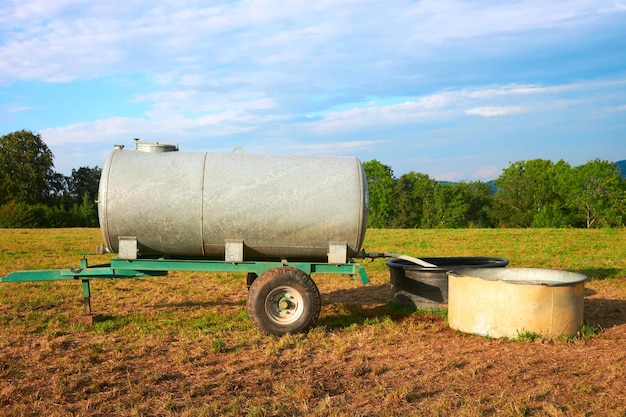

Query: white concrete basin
<box><xmin>447</xmin><ymin>268</ymin><xmax>587</xmax><ymax>339</ymax></box>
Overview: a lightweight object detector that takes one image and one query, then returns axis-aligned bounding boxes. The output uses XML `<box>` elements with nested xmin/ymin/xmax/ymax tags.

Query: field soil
<box><xmin>0</xmin><ymin>228</ymin><xmax>625</xmax><ymax>416</ymax></box>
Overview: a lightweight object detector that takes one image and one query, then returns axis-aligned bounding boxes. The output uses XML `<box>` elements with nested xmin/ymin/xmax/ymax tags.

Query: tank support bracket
<box><xmin>225</xmin><ymin>239</ymin><xmax>244</xmax><ymax>262</ymax></box>
<box><xmin>328</xmin><ymin>242</ymin><xmax>347</xmax><ymax>264</ymax></box>
<box><xmin>118</xmin><ymin>236</ymin><xmax>138</xmax><ymax>260</ymax></box>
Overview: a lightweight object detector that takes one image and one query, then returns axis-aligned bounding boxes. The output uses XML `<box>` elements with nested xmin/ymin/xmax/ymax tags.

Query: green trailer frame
<box><xmin>1</xmin><ymin>256</ymin><xmax>369</xmax><ymax>335</ymax></box>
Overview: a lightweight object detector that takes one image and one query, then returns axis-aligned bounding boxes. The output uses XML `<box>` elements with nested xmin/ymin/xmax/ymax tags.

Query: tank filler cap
<box><xmin>134</xmin><ymin>139</ymin><xmax>179</xmax><ymax>153</ymax></box>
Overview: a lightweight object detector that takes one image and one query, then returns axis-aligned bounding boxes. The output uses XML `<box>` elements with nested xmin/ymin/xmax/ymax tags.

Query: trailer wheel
<box><xmin>247</xmin><ymin>266</ymin><xmax>321</xmax><ymax>336</ymax></box>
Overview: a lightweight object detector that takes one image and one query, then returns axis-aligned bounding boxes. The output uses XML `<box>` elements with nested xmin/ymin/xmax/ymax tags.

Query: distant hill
<box><xmin>439</xmin><ymin>160</ymin><xmax>625</xmax><ymax>190</ymax></box>
<box><xmin>617</xmin><ymin>160</ymin><xmax>626</xmax><ymax>179</ymax></box>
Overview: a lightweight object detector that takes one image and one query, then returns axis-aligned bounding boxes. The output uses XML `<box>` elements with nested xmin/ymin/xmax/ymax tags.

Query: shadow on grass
<box><xmin>318</xmin><ymin>283</ymin><xmax>445</xmax><ymax>330</ymax></box>
<box><xmin>150</xmin><ymin>299</ymin><xmax>244</xmax><ymax>309</ymax></box>
<box><xmin>585</xmin><ymin>299</ymin><xmax>626</xmax><ymax>330</ymax></box>
<box><xmin>576</xmin><ymin>267</ymin><xmax>623</xmax><ymax>280</ymax></box>
<box><xmin>317</xmin><ymin>302</ymin><xmax>416</xmax><ymax>330</ymax></box>
<box><xmin>322</xmin><ymin>283</ymin><xmax>391</xmax><ymax>306</ymax></box>
<box><xmin>578</xmin><ymin>267</ymin><xmax>626</xmax><ymax>329</ymax></box>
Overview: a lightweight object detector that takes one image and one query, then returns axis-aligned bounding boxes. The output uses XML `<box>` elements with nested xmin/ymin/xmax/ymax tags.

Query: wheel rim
<box><xmin>264</xmin><ymin>285</ymin><xmax>305</xmax><ymax>325</ymax></box>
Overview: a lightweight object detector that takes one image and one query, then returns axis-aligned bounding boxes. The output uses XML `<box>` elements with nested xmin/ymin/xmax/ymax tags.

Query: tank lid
<box><xmin>134</xmin><ymin>139</ymin><xmax>179</xmax><ymax>152</ymax></box>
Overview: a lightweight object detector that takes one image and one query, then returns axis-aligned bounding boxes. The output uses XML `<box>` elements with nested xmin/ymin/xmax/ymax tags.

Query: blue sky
<box><xmin>1</xmin><ymin>0</ymin><xmax>625</xmax><ymax>181</ymax></box>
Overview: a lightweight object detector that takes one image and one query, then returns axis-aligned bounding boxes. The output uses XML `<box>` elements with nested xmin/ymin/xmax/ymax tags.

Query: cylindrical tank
<box><xmin>98</xmin><ymin>142</ymin><xmax>369</xmax><ymax>261</ymax></box>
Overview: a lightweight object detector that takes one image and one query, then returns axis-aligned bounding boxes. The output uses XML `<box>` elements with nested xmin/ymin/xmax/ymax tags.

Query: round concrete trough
<box><xmin>447</xmin><ymin>268</ymin><xmax>587</xmax><ymax>339</ymax></box>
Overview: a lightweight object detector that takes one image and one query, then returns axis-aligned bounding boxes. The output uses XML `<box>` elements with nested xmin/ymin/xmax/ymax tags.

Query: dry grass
<box><xmin>0</xmin><ymin>228</ymin><xmax>625</xmax><ymax>416</ymax></box>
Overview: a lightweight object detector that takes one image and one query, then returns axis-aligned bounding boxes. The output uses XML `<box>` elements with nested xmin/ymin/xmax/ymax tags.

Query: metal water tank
<box><xmin>97</xmin><ymin>142</ymin><xmax>369</xmax><ymax>262</ymax></box>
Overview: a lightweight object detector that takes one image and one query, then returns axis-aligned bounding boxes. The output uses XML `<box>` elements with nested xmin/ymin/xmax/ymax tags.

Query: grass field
<box><xmin>1</xmin><ymin>228</ymin><xmax>625</xmax><ymax>416</ymax></box>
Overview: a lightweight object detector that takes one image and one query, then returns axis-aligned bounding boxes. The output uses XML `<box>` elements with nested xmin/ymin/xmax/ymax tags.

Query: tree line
<box><xmin>364</xmin><ymin>158</ymin><xmax>626</xmax><ymax>229</ymax></box>
<box><xmin>0</xmin><ymin>130</ymin><xmax>101</xmax><ymax>227</ymax></box>
<box><xmin>1</xmin><ymin>129</ymin><xmax>624</xmax><ymax>229</ymax></box>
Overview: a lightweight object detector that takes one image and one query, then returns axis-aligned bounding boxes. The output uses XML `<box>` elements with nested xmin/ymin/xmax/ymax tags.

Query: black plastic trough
<box><xmin>387</xmin><ymin>257</ymin><xmax>509</xmax><ymax>310</ymax></box>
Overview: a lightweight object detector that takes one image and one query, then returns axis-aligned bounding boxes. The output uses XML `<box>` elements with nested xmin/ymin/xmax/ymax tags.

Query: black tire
<box><xmin>246</xmin><ymin>266</ymin><xmax>321</xmax><ymax>336</ymax></box>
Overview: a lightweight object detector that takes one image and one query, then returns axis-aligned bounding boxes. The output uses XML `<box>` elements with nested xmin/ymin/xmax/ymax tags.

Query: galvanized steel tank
<box><xmin>98</xmin><ymin>141</ymin><xmax>368</xmax><ymax>261</ymax></box>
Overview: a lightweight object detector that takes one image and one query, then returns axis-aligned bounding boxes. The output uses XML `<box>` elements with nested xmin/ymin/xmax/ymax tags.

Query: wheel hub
<box><xmin>265</xmin><ymin>286</ymin><xmax>304</xmax><ymax>325</ymax></box>
<box><xmin>278</xmin><ymin>297</ymin><xmax>292</xmax><ymax>310</ymax></box>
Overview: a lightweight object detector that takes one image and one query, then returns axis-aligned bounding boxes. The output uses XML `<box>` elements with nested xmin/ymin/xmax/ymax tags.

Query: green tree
<box><xmin>567</xmin><ymin>159</ymin><xmax>625</xmax><ymax>228</ymax></box>
<box><xmin>67</xmin><ymin>192</ymin><xmax>98</xmax><ymax>227</ymax></box>
<box><xmin>422</xmin><ymin>182</ymin><xmax>470</xmax><ymax>228</ymax></box>
<box><xmin>48</xmin><ymin>172</ymin><xmax>70</xmax><ymax>206</ymax></box>
<box><xmin>0</xmin><ymin>130</ymin><xmax>55</xmax><ymax>205</ymax></box>
<box><xmin>68</xmin><ymin>166</ymin><xmax>101</xmax><ymax>202</ymax></box>
<box><xmin>455</xmin><ymin>181</ymin><xmax>494</xmax><ymax>227</ymax></box>
<box><xmin>392</xmin><ymin>172</ymin><xmax>435</xmax><ymax>228</ymax></box>
<box><xmin>490</xmin><ymin>159</ymin><xmax>571</xmax><ymax>227</ymax></box>
<box><xmin>530</xmin><ymin>201</ymin><xmax>573</xmax><ymax>228</ymax></box>
<box><xmin>362</xmin><ymin>160</ymin><xmax>396</xmax><ymax>228</ymax></box>
<box><xmin>67</xmin><ymin>167</ymin><xmax>101</xmax><ymax>226</ymax></box>
<box><xmin>420</xmin><ymin>181</ymin><xmax>494</xmax><ymax>229</ymax></box>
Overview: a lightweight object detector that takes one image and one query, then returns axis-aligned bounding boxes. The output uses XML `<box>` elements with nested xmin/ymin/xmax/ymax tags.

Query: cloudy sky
<box><xmin>1</xmin><ymin>0</ymin><xmax>625</xmax><ymax>180</ymax></box>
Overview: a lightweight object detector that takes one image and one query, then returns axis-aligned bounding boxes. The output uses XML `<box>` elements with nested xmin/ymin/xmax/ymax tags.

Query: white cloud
<box><xmin>5</xmin><ymin>105</ymin><xmax>39</xmax><ymax>113</ymax></box>
<box><xmin>609</xmin><ymin>104</ymin><xmax>626</xmax><ymax>112</ymax></box>
<box><xmin>465</xmin><ymin>106</ymin><xmax>526</xmax><ymax>117</ymax></box>
<box><xmin>307</xmin><ymin>81</ymin><xmax>597</xmax><ymax>130</ymax></box>
<box><xmin>464</xmin><ymin>84</ymin><xmax>568</xmax><ymax>98</ymax></box>
<box><xmin>288</xmin><ymin>140</ymin><xmax>387</xmax><ymax>154</ymax></box>
<box><xmin>435</xmin><ymin>171</ymin><xmax>464</xmax><ymax>181</ymax></box>
<box><xmin>1</xmin><ymin>0</ymin><xmax>624</xmax><ymax>85</ymax></box>
<box><xmin>39</xmin><ymin>110</ymin><xmax>262</xmax><ymax>148</ymax></box>
<box><xmin>310</xmin><ymin>99</ymin><xmax>452</xmax><ymax>133</ymax></box>
<box><xmin>473</xmin><ymin>165</ymin><xmax>501</xmax><ymax>179</ymax></box>
<box><xmin>40</xmin><ymin>117</ymin><xmax>146</xmax><ymax>146</ymax></box>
